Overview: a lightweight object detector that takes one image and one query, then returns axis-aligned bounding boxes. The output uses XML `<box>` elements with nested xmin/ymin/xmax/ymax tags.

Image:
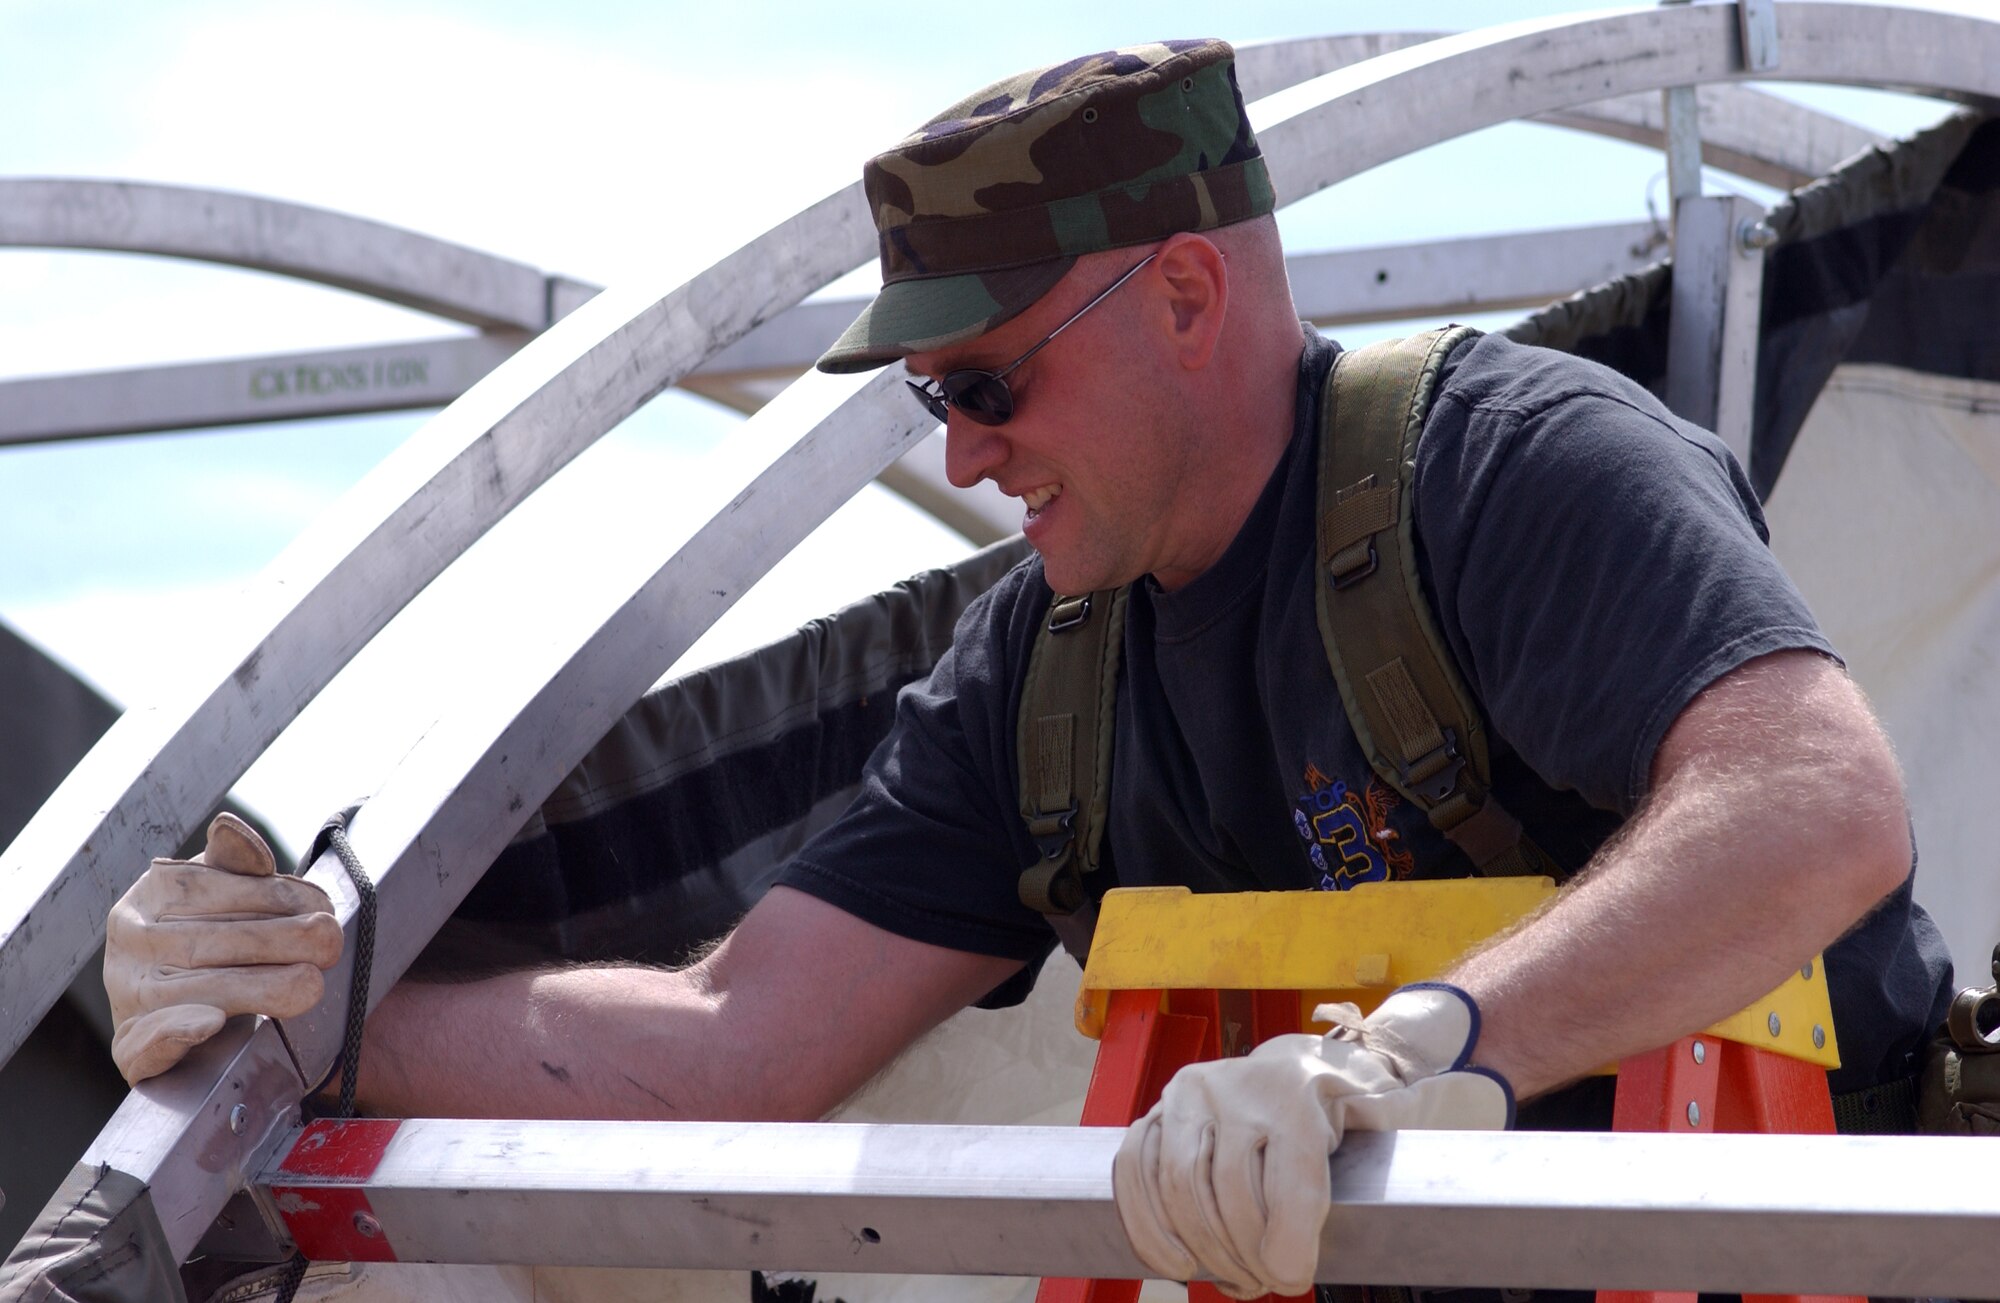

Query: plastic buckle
<box><xmin>1328</xmin><ymin>542</ymin><xmax>1378</xmax><ymax>590</ymax></box>
<box><xmin>1047</xmin><ymin>594</ymin><xmax>1092</xmax><ymax>633</ymax></box>
<box><xmin>1028</xmin><ymin>805</ymin><xmax>1077</xmax><ymax>861</ymax></box>
<box><xmin>1398</xmin><ymin>727</ymin><xmax>1466</xmax><ymax>803</ymax></box>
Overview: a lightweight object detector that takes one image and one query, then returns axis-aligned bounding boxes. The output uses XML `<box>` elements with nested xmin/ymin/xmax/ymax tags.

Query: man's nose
<box><xmin>943</xmin><ymin>415</ymin><xmax>1008</xmax><ymax>490</ymax></box>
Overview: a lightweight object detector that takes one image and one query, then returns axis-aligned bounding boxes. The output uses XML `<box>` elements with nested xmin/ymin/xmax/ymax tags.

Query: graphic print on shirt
<box><xmin>1292</xmin><ymin>762</ymin><xmax>1415</xmax><ymax>890</ymax></box>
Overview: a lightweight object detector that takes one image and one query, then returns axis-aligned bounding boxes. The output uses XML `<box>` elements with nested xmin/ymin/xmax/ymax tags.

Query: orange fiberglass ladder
<box><xmin>1039</xmin><ymin>880</ymin><xmax>1849</xmax><ymax>1303</ymax></box>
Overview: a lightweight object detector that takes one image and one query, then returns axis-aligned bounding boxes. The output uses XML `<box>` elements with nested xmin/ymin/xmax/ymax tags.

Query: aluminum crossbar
<box><xmin>247</xmin><ymin>1121</ymin><xmax>2000</xmax><ymax>1296</ymax></box>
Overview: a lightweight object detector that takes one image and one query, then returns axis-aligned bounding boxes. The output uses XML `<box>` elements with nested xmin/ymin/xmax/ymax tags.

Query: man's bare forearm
<box><xmin>342</xmin><ymin>885</ymin><xmax>1028</xmax><ymax>1121</ymax></box>
<box><xmin>352</xmin><ymin>963</ymin><xmax>738</xmax><ymax>1119</ymax></box>
<box><xmin>1455</xmin><ymin>651</ymin><xmax>1911</xmax><ymax>1099</ymax></box>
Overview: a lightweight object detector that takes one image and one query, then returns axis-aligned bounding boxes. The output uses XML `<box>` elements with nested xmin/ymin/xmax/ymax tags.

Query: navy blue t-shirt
<box><xmin>779</xmin><ymin>328</ymin><xmax>1951</xmax><ymax>1099</ymax></box>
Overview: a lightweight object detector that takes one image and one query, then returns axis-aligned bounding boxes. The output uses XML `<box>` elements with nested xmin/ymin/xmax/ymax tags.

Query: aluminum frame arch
<box><xmin>1</xmin><ymin>0</ymin><xmax>1995</xmax><ymax>1082</ymax></box>
<box><xmin>1253</xmin><ymin>4</ymin><xmax>2000</xmax><ymax>211</ymax></box>
<box><xmin>0</xmin><ymin>178</ymin><xmax>589</xmax><ymax>333</ymax></box>
<box><xmin>0</xmin><ymin>41</ymin><xmax>1879</xmax><ymax>443</ymax></box>
<box><xmin>0</xmin><ymin>182</ymin><xmax>877</xmax><ymax>1069</ymax></box>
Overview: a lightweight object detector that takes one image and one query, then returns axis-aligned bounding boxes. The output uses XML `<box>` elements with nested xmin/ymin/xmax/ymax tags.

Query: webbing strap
<box><xmin>1314</xmin><ymin>326</ymin><xmax>1546</xmax><ymax>877</ymax></box>
<box><xmin>1017</xmin><ymin>586</ymin><xmax>1128</xmax><ymax>916</ymax></box>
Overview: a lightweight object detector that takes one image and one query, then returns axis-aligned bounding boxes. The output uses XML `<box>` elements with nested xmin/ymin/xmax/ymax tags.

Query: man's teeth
<box><xmin>1023</xmin><ymin>485</ymin><xmax>1061</xmax><ymax>513</ymax></box>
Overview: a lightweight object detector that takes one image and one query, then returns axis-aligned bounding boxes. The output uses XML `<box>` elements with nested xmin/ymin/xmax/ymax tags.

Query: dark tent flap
<box><xmin>434</xmin><ymin>536</ymin><xmax>1034</xmax><ymax>969</ymax></box>
<box><xmin>0</xmin><ymin>1163</ymin><xmax>183</xmax><ymax>1303</ymax></box>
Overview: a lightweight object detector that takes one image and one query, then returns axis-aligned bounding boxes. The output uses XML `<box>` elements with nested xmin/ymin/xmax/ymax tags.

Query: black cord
<box><xmin>272</xmin><ymin>806</ymin><xmax>376</xmax><ymax>1303</ymax></box>
<box><xmin>322</xmin><ymin>819</ymin><xmax>377</xmax><ymax>1122</ymax></box>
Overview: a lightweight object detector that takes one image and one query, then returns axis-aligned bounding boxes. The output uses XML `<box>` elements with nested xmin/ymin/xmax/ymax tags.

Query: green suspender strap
<box><xmin>1017</xmin><ymin>587</ymin><xmax>1130</xmax><ymax>950</ymax></box>
<box><xmin>1316</xmin><ymin>326</ymin><xmax>1554</xmax><ymax>877</ymax></box>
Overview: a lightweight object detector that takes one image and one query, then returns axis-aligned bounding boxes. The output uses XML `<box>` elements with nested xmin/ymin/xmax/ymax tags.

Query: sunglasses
<box><xmin>906</xmin><ymin>250</ymin><xmax>1160</xmax><ymax>427</ymax></box>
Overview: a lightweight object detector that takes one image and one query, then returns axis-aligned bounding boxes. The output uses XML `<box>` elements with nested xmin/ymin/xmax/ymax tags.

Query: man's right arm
<box><xmin>350</xmin><ymin>884</ymin><xmax>1026</xmax><ymax>1120</ymax></box>
<box><xmin>106</xmin><ymin>819</ymin><xmax>1026</xmax><ymax>1122</ymax></box>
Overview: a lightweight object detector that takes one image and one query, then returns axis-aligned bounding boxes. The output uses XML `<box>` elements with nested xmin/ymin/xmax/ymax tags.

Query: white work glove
<box><xmin>104</xmin><ymin>812</ymin><xmax>343</xmax><ymax>1085</ymax></box>
<box><xmin>1113</xmin><ymin>982</ymin><xmax>1512</xmax><ymax>1299</ymax></box>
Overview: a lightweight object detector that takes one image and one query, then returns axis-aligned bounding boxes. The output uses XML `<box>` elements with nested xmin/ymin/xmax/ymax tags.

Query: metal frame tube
<box><xmin>1665</xmin><ymin>192</ymin><xmax>1769</xmax><ymax>462</ymax></box>
<box><xmin>0</xmin><ymin>179</ymin><xmax>557</xmax><ymax>332</ymax></box>
<box><xmin>0</xmin><ymin>184</ymin><xmax>875</xmax><ymax>1071</ymax></box>
<box><xmin>249</xmin><ymin>1120</ymin><xmax>2000</xmax><ymax>1295</ymax></box>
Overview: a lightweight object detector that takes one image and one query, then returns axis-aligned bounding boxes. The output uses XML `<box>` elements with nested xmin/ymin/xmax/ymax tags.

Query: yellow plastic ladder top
<box><xmin>1073</xmin><ymin>881</ymin><xmax>1840</xmax><ymax>1071</ymax></box>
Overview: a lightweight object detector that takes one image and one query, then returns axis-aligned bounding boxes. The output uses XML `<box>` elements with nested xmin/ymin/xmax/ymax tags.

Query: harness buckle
<box><xmin>1398</xmin><ymin>727</ymin><xmax>1467</xmax><ymax>804</ymax></box>
<box><xmin>1027</xmin><ymin>805</ymin><xmax>1078</xmax><ymax>861</ymax></box>
<box><xmin>1328</xmin><ymin>542</ymin><xmax>1379</xmax><ymax>590</ymax></box>
<box><xmin>1047</xmin><ymin>594</ymin><xmax>1093</xmax><ymax>633</ymax></box>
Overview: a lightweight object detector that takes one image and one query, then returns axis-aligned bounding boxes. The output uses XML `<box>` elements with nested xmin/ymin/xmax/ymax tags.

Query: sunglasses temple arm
<box><xmin>996</xmin><ymin>250</ymin><xmax>1159</xmax><ymax>381</ymax></box>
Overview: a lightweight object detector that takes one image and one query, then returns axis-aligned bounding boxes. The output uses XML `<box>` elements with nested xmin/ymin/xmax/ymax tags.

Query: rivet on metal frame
<box><xmin>1768</xmin><ymin>1011</ymin><xmax>1783</xmax><ymax>1037</ymax></box>
<box><xmin>1691</xmin><ymin>1039</ymin><xmax>1706</xmax><ymax>1065</ymax></box>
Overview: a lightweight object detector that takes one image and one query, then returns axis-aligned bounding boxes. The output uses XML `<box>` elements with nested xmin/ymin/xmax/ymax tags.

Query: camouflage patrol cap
<box><xmin>816</xmin><ymin>39</ymin><xmax>1274</xmax><ymax>374</ymax></box>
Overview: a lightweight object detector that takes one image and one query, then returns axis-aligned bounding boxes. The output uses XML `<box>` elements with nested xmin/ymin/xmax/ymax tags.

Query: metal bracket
<box><xmin>1666</xmin><ymin>192</ymin><xmax>1769</xmax><ymax>475</ymax></box>
<box><xmin>1741</xmin><ymin>0</ymin><xmax>1781</xmax><ymax>73</ymax></box>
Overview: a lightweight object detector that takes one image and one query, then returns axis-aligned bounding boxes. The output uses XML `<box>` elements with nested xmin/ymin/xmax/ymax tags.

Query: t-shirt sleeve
<box><xmin>775</xmin><ymin>561</ymin><xmax>1058</xmax><ymax>977</ymax></box>
<box><xmin>1415</xmin><ymin>340</ymin><xmax>1837</xmax><ymax>814</ymax></box>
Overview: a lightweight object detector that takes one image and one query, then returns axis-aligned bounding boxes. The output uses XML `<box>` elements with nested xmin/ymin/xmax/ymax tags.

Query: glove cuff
<box><xmin>1317</xmin><ymin>982</ymin><xmax>1517</xmax><ymax>1124</ymax></box>
<box><xmin>1391</xmin><ymin>981</ymin><xmax>1482</xmax><ymax>1072</ymax></box>
<box><xmin>1385</xmin><ymin>983</ymin><xmax>1517</xmax><ymax>1127</ymax></box>
<box><xmin>1460</xmin><ymin>1064</ymin><xmax>1517</xmax><ymax>1129</ymax></box>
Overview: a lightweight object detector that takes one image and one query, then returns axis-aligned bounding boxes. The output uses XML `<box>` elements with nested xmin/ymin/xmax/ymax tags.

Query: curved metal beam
<box><xmin>0</xmin><ymin>334</ymin><xmax>530</xmax><ymax>444</ymax></box>
<box><xmin>0</xmin><ymin>183</ymin><xmax>875</xmax><ymax>1068</ymax></box>
<box><xmin>1538</xmin><ymin>83</ymin><xmax>1878</xmax><ymax>191</ymax></box>
<box><xmin>1254</xmin><ymin>4</ymin><xmax>2000</xmax><ymax>212</ymax></box>
<box><xmin>0</xmin><ymin>33</ymin><xmax>1867</xmax><ymax>358</ymax></box>
<box><xmin>1235</xmin><ymin>30</ymin><xmax>1879</xmax><ymax>192</ymax></box>
<box><xmin>83</xmin><ymin>364</ymin><xmax>926</xmax><ymax>1263</ymax></box>
<box><xmin>0</xmin><ymin>178</ymin><xmax>562</xmax><ymax>331</ymax></box>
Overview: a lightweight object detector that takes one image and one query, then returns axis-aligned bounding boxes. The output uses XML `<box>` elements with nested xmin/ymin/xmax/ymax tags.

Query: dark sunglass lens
<box><xmin>943</xmin><ymin>372</ymin><xmax>1013</xmax><ymax>426</ymax></box>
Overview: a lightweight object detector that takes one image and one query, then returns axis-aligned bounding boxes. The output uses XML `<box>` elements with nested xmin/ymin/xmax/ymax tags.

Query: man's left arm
<box><xmin>1456</xmin><ymin>646</ymin><xmax>1911</xmax><ymax>1098</ymax></box>
<box><xmin>1112</xmin><ymin>648</ymin><xmax>1911</xmax><ymax>1298</ymax></box>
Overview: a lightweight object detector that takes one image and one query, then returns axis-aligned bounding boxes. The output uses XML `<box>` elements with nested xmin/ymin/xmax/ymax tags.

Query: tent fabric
<box><xmin>0</xmin><ymin>1163</ymin><xmax>182</xmax><ymax>1303</ymax></box>
<box><xmin>1761</xmin><ymin>363</ymin><xmax>2000</xmax><ymax>975</ymax></box>
<box><xmin>431</xmin><ymin>535</ymin><xmax>1034</xmax><ymax>971</ymax></box>
<box><xmin>1508</xmin><ymin>110</ymin><xmax>1997</xmax><ymax>499</ymax></box>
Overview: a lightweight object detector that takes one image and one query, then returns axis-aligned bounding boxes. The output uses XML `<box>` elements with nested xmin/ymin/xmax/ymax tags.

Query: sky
<box><xmin>0</xmin><ymin>0</ymin><xmax>1983</xmax><ymax>852</ymax></box>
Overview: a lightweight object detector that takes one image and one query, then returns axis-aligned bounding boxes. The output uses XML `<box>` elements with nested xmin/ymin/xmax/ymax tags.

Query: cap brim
<box><xmin>815</xmin><ymin>259</ymin><xmax>1075</xmax><ymax>374</ymax></box>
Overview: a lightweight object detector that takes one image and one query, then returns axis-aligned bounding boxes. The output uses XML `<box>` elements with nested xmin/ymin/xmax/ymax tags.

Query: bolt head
<box><xmin>1691</xmin><ymin>1039</ymin><xmax>1707</xmax><ymax>1065</ymax></box>
<box><xmin>1768</xmin><ymin>1011</ymin><xmax>1783</xmax><ymax>1037</ymax></box>
<box><xmin>1800</xmin><ymin>960</ymin><xmax>1814</xmax><ymax>981</ymax></box>
<box><xmin>1739</xmin><ymin>218</ymin><xmax>1780</xmax><ymax>252</ymax></box>
<box><xmin>228</xmin><ymin>1104</ymin><xmax>248</xmax><ymax>1135</ymax></box>
<box><xmin>1686</xmin><ymin>1101</ymin><xmax>1702</xmax><ymax>1127</ymax></box>
<box><xmin>353</xmin><ymin>1211</ymin><xmax>382</xmax><ymax>1238</ymax></box>
<box><xmin>1813</xmin><ymin>1024</ymin><xmax>1827</xmax><ymax>1050</ymax></box>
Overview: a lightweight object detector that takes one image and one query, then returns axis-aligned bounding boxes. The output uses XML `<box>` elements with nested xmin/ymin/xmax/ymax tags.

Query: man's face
<box><xmin>905</xmin><ymin>257</ymin><xmax>1201</xmax><ymax>596</ymax></box>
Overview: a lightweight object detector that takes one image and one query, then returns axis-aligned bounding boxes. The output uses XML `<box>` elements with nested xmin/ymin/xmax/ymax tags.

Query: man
<box><xmin>107</xmin><ymin>40</ymin><xmax>1950</xmax><ymax>1299</ymax></box>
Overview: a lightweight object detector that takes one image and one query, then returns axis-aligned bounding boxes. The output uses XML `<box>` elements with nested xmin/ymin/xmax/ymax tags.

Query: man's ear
<box><xmin>1152</xmin><ymin>232</ymin><xmax>1228</xmax><ymax>370</ymax></box>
